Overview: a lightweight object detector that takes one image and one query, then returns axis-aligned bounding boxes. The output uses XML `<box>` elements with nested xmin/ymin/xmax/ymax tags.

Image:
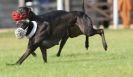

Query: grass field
<box><xmin>0</xmin><ymin>29</ymin><xmax>133</xmax><ymax>77</ymax></box>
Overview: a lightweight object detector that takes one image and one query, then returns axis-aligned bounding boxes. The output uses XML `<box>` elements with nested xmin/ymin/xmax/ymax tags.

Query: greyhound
<box><xmin>9</xmin><ymin>9</ymin><xmax>108</xmax><ymax>65</ymax></box>
<box><xmin>12</xmin><ymin>7</ymin><xmax>90</xmax><ymax>57</ymax></box>
<box><xmin>11</xmin><ymin>0</ymin><xmax>93</xmax><ymax>57</ymax></box>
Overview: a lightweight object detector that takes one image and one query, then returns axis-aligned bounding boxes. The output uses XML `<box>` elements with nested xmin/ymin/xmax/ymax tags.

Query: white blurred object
<box><xmin>33</xmin><ymin>0</ymin><xmax>39</xmax><ymax>15</ymax></box>
<box><xmin>113</xmin><ymin>0</ymin><xmax>119</xmax><ymax>29</ymax></box>
<box><xmin>18</xmin><ymin>0</ymin><xmax>25</xmax><ymax>7</ymax></box>
<box><xmin>26</xmin><ymin>2</ymin><xmax>33</xmax><ymax>6</ymax></box>
<box><xmin>64</xmin><ymin>0</ymin><xmax>70</xmax><ymax>11</ymax></box>
<box><xmin>57</xmin><ymin>0</ymin><xmax>64</xmax><ymax>10</ymax></box>
<box><xmin>15</xmin><ymin>28</ymin><xmax>26</xmax><ymax>39</ymax></box>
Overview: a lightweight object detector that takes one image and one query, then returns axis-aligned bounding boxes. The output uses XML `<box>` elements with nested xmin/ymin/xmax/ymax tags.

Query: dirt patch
<box><xmin>0</xmin><ymin>28</ymin><xmax>14</xmax><ymax>33</ymax></box>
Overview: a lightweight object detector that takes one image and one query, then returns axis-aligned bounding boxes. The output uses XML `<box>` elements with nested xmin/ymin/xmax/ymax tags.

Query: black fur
<box><xmin>9</xmin><ymin>9</ymin><xmax>108</xmax><ymax>65</ymax></box>
<box><xmin>9</xmin><ymin>0</ymin><xmax>108</xmax><ymax>64</ymax></box>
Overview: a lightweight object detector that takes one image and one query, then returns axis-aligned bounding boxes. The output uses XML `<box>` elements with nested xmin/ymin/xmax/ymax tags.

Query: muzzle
<box><xmin>11</xmin><ymin>10</ymin><xmax>29</xmax><ymax>21</ymax></box>
<box><xmin>15</xmin><ymin>28</ymin><xmax>27</xmax><ymax>39</ymax></box>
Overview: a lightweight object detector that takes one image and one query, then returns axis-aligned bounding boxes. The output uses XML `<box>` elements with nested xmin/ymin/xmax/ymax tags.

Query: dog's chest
<box><xmin>41</xmin><ymin>30</ymin><xmax>67</xmax><ymax>49</ymax></box>
<box><xmin>42</xmin><ymin>39</ymin><xmax>59</xmax><ymax>48</ymax></box>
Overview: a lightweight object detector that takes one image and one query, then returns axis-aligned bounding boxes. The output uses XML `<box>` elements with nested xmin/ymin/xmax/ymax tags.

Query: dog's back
<box><xmin>38</xmin><ymin>10</ymin><xmax>93</xmax><ymax>38</ymax></box>
<box><xmin>38</xmin><ymin>10</ymin><xmax>68</xmax><ymax>22</ymax></box>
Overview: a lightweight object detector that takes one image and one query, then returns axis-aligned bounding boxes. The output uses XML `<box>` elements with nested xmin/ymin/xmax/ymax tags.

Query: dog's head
<box><xmin>11</xmin><ymin>7</ymin><xmax>32</xmax><ymax>22</ymax></box>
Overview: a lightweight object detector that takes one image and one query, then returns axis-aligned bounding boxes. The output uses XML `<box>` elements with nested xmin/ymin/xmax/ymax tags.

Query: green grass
<box><xmin>0</xmin><ymin>29</ymin><xmax>133</xmax><ymax>77</ymax></box>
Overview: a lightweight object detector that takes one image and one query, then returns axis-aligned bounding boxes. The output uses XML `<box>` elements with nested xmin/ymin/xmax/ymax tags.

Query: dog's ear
<box><xmin>17</xmin><ymin>7</ymin><xmax>31</xmax><ymax>13</ymax></box>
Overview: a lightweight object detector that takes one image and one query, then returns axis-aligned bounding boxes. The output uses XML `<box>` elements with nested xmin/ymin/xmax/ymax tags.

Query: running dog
<box><xmin>9</xmin><ymin>9</ymin><xmax>107</xmax><ymax>65</ymax></box>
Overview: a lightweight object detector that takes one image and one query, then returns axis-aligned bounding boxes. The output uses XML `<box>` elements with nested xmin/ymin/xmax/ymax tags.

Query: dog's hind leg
<box><xmin>57</xmin><ymin>37</ymin><xmax>68</xmax><ymax>57</ymax></box>
<box><xmin>85</xmin><ymin>35</ymin><xmax>89</xmax><ymax>50</ymax></box>
<box><xmin>96</xmin><ymin>29</ymin><xmax>108</xmax><ymax>51</ymax></box>
<box><xmin>40</xmin><ymin>46</ymin><xmax>47</xmax><ymax>63</ymax></box>
<box><xmin>87</xmin><ymin>29</ymin><xmax>108</xmax><ymax>51</ymax></box>
<box><xmin>76</xmin><ymin>14</ymin><xmax>107</xmax><ymax>51</ymax></box>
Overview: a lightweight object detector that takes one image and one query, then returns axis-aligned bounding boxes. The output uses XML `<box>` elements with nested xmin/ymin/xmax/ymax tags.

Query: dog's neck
<box><xmin>26</xmin><ymin>21</ymin><xmax>37</xmax><ymax>39</ymax></box>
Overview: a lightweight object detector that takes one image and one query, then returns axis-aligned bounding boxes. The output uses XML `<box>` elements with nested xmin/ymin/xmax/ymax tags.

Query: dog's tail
<box><xmin>82</xmin><ymin>0</ymin><xmax>85</xmax><ymax>13</ymax></box>
<box><xmin>82</xmin><ymin>0</ymin><xmax>89</xmax><ymax>16</ymax></box>
<box><xmin>82</xmin><ymin>0</ymin><xmax>93</xmax><ymax>27</ymax></box>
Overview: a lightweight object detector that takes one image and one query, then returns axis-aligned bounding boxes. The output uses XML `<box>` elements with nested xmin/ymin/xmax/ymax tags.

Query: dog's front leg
<box><xmin>7</xmin><ymin>48</ymin><xmax>32</xmax><ymax>66</ymax></box>
<box><xmin>15</xmin><ymin>48</ymin><xmax>31</xmax><ymax>65</ymax></box>
<box><xmin>15</xmin><ymin>40</ymin><xmax>38</xmax><ymax>65</ymax></box>
<box><xmin>40</xmin><ymin>46</ymin><xmax>47</xmax><ymax>63</ymax></box>
<box><xmin>57</xmin><ymin>37</ymin><xmax>68</xmax><ymax>57</ymax></box>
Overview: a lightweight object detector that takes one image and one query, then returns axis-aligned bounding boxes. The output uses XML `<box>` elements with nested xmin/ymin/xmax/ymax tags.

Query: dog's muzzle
<box><xmin>15</xmin><ymin>28</ymin><xmax>27</xmax><ymax>39</ymax></box>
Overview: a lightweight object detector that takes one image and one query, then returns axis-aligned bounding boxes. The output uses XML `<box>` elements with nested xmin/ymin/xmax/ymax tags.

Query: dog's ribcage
<box><xmin>41</xmin><ymin>22</ymin><xmax>68</xmax><ymax>48</ymax></box>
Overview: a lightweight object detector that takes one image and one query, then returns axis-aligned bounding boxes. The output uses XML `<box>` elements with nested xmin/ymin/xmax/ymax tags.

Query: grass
<box><xmin>0</xmin><ymin>29</ymin><xmax>133</xmax><ymax>77</ymax></box>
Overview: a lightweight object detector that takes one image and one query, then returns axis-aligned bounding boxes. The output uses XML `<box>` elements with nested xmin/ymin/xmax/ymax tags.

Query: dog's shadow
<box><xmin>50</xmin><ymin>52</ymin><xmax>127</xmax><ymax>64</ymax></box>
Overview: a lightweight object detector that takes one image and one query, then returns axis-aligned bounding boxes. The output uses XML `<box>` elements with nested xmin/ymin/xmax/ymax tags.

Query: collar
<box><xmin>26</xmin><ymin>21</ymin><xmax>37</xmax><ymax>39</ymax></box>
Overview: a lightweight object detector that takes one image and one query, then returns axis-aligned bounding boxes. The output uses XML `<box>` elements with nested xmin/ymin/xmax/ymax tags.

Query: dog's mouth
<box><xmin>15</xmin><ymin>27</ymin><xmax>28</xmax><ymax>39</ymax></box>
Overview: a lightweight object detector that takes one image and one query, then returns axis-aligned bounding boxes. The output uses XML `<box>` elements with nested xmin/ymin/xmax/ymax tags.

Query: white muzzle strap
<box><xmin>26</xmin><ymin>21</ymin><xmax>37</xmax><ymax>39</ymax></box>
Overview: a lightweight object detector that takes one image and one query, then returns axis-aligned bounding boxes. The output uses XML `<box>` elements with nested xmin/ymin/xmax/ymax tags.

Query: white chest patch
<box><xmin>26</xmin><ymin>21</ymin><xmax>38</xmax><ymax>39</ymax></box>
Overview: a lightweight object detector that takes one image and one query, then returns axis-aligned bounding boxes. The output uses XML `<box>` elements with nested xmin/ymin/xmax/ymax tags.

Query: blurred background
<box><xmin>0</xmin><ymin>0</ymin><xmax>133</xmax><ymax>29</ymax></box>
<box><xmin>0</xmin><ymin>1</ymin><xmax>133</xmax><ymax>76</ymax></box>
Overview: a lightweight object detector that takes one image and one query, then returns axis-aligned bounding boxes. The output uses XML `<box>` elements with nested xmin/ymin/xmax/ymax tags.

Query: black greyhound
<box><xmin>13</xmin><ymin>7</ymin><xmax>90</xmax><ymax>57</ymax></box>
<box><xmin>10</xmin><ymin>9</ymin><xmax>108</xmax><ymax>65</ymax></box>
<box><xmin>12</xmin><ymin>0</ymin><xmax>92</xmax><ymax>57</ymax></box>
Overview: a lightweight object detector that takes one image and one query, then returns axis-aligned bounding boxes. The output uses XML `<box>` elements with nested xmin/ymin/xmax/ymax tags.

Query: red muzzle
<box><xmin>11</xmin><ymin>10</ymin><xmax>28</xmax><ymax>21</ymax></box>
